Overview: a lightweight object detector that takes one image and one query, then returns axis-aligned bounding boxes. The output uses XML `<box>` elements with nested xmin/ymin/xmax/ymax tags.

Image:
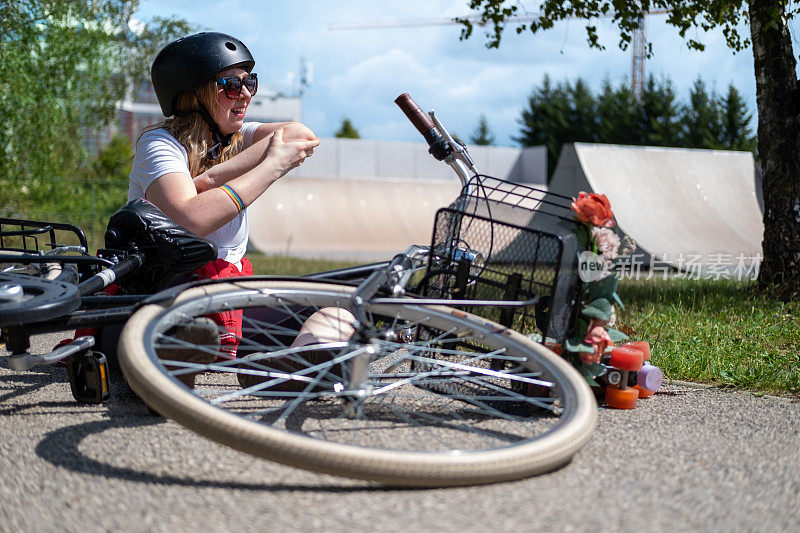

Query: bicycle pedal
<box><xmin>67</xmin><ymin>351</ymin><xmax>111</xmax><ymax>404</ymax></box>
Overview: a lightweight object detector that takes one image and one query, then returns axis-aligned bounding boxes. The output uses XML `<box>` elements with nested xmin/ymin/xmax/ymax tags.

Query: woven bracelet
<box><xmin>220</xmin><ymin>184</ymin><xmax>245</xmax><ymax>213</ymax></box>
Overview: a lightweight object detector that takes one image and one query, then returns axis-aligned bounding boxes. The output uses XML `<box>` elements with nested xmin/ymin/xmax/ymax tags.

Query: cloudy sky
<box><xmin>134</xmin><ymin>0</ymin><xmax>796</xmax><ymax>146</ymax></box>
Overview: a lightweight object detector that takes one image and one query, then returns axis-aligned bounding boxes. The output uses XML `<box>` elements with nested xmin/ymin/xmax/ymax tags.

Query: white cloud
<box><xmin>325</xmin><ymin>49</ymin><xmax>433</xmax><ymax>96</ymax></box>
<box><xmin>135</xmin><ymin>0</ymin><xmax>765</xmax><ymax>145</ymax></box>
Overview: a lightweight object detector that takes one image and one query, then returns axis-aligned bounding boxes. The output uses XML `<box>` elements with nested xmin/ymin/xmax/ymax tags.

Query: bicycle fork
<box><xmin>339</xmin><ymin>249</ymin><xmax>428</xmax><ymax>410</ymax></box>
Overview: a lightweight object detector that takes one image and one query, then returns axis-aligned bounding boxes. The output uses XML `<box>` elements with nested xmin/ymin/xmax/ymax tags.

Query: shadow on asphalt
<box><xmin>31</xmin><ymin>377</ymin><xmax>392</xmax><ymax>493</ymax></box>
<box><xmin>2</xmin><ymin>355</ymin><xmax>416</xmax><ymax>492</ymax></box>
<box><xmin>0</xmin><ymin>361</ymin><xmax>71</xmax><ymax>411</ymax></box>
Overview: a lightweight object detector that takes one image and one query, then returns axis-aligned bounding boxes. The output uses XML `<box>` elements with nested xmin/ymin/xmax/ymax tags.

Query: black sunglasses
<box><xmin>216</xmin><ymin>73</ymin><xmax>258</xmax><ymax>99</ymax></box>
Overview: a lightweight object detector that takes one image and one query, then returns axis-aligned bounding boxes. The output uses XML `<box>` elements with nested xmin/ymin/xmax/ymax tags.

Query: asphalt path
<box><xmin>1</xmin><ymin>334</ymin><xmax>798</xmax><ymax>532</ymax></box>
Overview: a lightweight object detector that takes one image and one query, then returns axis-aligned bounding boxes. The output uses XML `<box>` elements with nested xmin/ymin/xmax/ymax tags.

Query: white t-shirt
<box><xmin>128</xmin><ymin>122</ymin><xmax>262</xmax><ymax>265</ymax></box>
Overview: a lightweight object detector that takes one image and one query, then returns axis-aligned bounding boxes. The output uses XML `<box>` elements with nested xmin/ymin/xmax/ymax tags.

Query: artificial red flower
<box><xmin>571</xmin><ymin>191</ymin><xmax>616</xmax><ymax>228</ymax></box>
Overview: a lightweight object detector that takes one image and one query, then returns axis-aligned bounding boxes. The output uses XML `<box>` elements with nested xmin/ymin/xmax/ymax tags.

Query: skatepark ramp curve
<box><xmin>246</xmin><ymin>137</ymin><xmax>547</xmax><ymax>261</ymax></box>
<box><xmin>247</xmin><ymin>176</ymin><xmax>463</xmax><ymax>261</ymax></box>
<box><xmin>546</xmin><ymin>143</ymin><xmax>763</xmax><ymax>276</ymax></box>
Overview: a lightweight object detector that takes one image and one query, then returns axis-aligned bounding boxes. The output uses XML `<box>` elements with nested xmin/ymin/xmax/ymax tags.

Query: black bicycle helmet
<box><xmin>151</xmin><ymin>32</ymin><xmax>255</xmax><ymax>117</ymax></box>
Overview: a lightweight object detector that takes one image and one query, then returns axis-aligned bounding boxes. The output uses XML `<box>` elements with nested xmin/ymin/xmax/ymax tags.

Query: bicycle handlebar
<box><xmin>395</xmin><ymin>92</ymin><xmax>457</xmax><ymax>167</ymax></box>
<box><xmin>77</xmin><ymin>253</ymin><xmax>144</xmax><ymax>297</ymax></box>
<box><xmin>395</xmin><ymin>92</ymin><xmax>476</xmax><ymax>185</ymax></box>
<box><xmin>394</xmin><ymin>93</ymin><xmax>435</xmax><ymax>136</ymax></box>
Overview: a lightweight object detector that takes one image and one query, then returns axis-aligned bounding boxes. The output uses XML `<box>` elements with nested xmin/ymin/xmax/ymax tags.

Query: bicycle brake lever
<box><xmin>428</xmin><ymin>110</ymin><xmax>477</xmax><ymax>174</ymax></box>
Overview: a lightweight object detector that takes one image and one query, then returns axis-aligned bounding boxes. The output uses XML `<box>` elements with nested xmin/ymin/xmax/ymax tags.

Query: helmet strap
<box><xmin>177</xmin><ymin>92</ymin><xmax>234</xmax><ymax>160</ymax></box>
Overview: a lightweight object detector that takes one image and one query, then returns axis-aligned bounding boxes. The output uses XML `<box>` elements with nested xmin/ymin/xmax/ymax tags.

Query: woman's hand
<box><xmin>282</xmin><ymin>122</ymin><xmax>318</xmax><ymax>159</ymax></box>
<box><xmin>264</xmin><ymin>127</ymin><xmax>320</xmax><ymax>177</ymax></box>
<box><xmin>253</xmin><ymin>121</ymin><xmax>317</xmax><ymax>144</ymax></box>
<box><xmin>281</xmin><ymin>121</ymin><xmax>318</xmax><ymax>142</ymax></box>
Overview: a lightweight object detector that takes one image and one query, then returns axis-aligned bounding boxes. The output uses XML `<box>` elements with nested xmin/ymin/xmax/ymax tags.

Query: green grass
<box><xmin>244</xmin><ymin>252</ymin><xmax>361</xmax><ymax>277</ymax></box>
<box><xmin>617</xmin><ymin>278</ymin><xmax>800</xmax><ymax>396</ymax></box>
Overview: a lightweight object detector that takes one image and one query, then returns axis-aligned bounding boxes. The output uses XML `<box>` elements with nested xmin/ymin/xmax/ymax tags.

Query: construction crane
<box><xmin>329</xmin><ymin>10</ymin><xmax>669</xmax><ymax>103</ymax></box>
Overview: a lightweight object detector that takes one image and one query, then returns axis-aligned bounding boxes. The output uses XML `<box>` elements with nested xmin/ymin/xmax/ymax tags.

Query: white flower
<box><xmin>591</xmin><ymin>227</ymin><xmax>621</xmax><ymax>262</ymax></box>
<box><xmin>621</xmin><ymin>236</ymin><xmax>637</xmax><ymax>256</ymax></box>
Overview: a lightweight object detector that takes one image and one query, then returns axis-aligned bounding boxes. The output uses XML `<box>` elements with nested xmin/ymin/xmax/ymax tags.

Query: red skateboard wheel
<box><xmin>609</xmin><ymin>346</ymin><xmax>644</xmax><ymax>371</ymax></box>
<box><xmin>623</xmin><ymin>341</ymin><xmax>651</xmax><ymax>361</ymax></box>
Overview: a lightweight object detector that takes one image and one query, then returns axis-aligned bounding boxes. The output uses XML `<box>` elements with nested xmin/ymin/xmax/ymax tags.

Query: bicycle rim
<box><xmin>0</xmin><ymin>273</ymin><xmax>80</xmax><ymax>326</ymax></box>
<box><xmin>119</xmin><ymin>280</ymin><xmax>596</xmax><ymax>487</ymax></box>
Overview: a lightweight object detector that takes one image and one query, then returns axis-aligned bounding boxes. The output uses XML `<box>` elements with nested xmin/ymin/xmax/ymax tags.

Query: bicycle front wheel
<box><xmin>118</xmin><ymin>279</ymin><xmax>596</xmax><ymax>487</ymax></box>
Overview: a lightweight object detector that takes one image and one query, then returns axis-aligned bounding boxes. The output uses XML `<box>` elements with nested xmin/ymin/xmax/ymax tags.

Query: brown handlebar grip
<box><xmin>395</xmin><ymin>93</ymin><xmax>435</xmax><ymax>136</ymax></box>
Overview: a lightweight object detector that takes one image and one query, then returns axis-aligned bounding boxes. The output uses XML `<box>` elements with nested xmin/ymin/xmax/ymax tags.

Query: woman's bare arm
<box><xmin>193</xmin><ymin>121</ymin><xmax>318</xmax><ymax>193</ymax></box>
<box><xmin>147</xmin><ymin>129</ymin><xmax>319</xmax><ymax>237</ymax></box>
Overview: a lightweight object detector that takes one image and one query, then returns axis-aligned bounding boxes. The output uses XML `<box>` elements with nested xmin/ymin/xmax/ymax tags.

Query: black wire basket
<box><xmin>419</xmin><ymin>175</ymin><xmax>583</xmax><ymax>344</ymax></box>
<box><xmin>0</xmin><ymin>217</ymin><xmax>95</xmax><ymax>281</ymax></box>
<box><xmin>0</xmin><ymin>218</ymin><xmax>89</xmax><ymax>254</ymax></box>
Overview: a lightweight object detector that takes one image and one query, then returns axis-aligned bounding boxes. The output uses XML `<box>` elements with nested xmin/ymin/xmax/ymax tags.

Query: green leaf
<box><xmin>612</xmin><ymin>291</ymin><xmax>625</xmax><ymax>311</ymax></box>
<box><xmin>565</xmin><ymin>336</ymin><xmax>594</xmax><ymax>354</ymax></box>
<box><xmin>606</xmin><ymin>327</ymin><xmax>629</xmax><ymax>344</ymax></box>
<box><xmin>577</xmin><ymin>362</ymin><xmax>607</xmax><ymax>386</ymax></box>
<box><xmin>562</xmin><ymin>349</ymin><xmax>607</xmax><ymax>386</ymax></box>
<box><xmin>579</xmin><ymin>369</ymin><xmax>599</xmax><ymax>387</ymax></box>
<box><xmin>574</xmin><ymin>225</ymin><xmax>592</xmax><ymax>249</ymax></box>
<box><xmin>562</xmin><ymin>350</ymin><xmax>582</xmax><ymax>368</ymax></box>
<box><xmin>585</xmin><ymin>274</ymin><xmax>618</xmax><ymax>301</ymax></box>
<box><xmin>581</xmin><ymin>298</ymin><xmax>613</xmax><ymax>321</ymax></box>
<box><xmin>586</xmin><ymin>362</ymin><xmax>608</xmax><ymax>378</ymax></box>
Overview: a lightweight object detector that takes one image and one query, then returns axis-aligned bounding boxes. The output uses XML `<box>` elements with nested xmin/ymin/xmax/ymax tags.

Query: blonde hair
<box><xmin>140</xmin><ymin>79</ymin><xmax>243</xmax><ymax>177</ymax></box>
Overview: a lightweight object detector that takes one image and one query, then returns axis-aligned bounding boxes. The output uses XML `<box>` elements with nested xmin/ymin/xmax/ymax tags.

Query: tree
<box><xmin>459</xmin><ymin>0</ymin><xmax>800</xmax><ymax>295</ymax></box>
<box><xmin>641</xmin><ymin>75</ymin><xmax>681</xmax><ymax>147</ymax></box>
<box><xmin>335</xmin><ymin>118</ymin><xmax>361</xmax><ymax>139</ymax></box>
<box><xmin>517</xmin><ymin>72</ymin><xmax>749</xmax><ymax>154</ymax></box>
<box><xmin>595</xmin><ymin>78</ymin><xmax>639</xmax><ymax>145</ymax></box>
<box><xmin>515</xmin><ymin>75</ymin><xmax>589</xmax><ymax>177</ymax></box>
<box><xmin>470</xmin><ymin>114</ymin><xmax>496</xmax><ymax>145</ymax></box>
<box><xmin>567</xmin><ymin>78</ymin><xmax>597</xmax><ymax>143</ymax></box>
<box><xmin>515</xmin><ymin>75</ymin><xmax>566</xmax><ymax>175</ymax></box>
<box><xmin>0</xmin><ymin>1</ymin><xmax>192</xmax><ymax>217</ymax></box>
<box><xmin>679</xmin><ymin>78</ymin><xmax>724</xmax><ymax>149</ymax></box>
<box><xmin>719</xmin><ymin>83</ymin><xmax>757</xmax><ymax>153</ymax></box>
<box><xmin>92</xmin><ymin>135</ymin><xmax>134</xmax><ymax>182</ymax></box>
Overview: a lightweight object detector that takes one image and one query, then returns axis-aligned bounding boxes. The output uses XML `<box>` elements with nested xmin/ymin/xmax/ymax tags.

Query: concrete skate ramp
<box><xmin>549</xmin><ymin>143</ymin><xmax>763</xmax><ymax>270</ymax></box>
<box><xmin>247</xmin><ymin>177</ymin><xmax>463</xmax><ymax>261</ymax></box>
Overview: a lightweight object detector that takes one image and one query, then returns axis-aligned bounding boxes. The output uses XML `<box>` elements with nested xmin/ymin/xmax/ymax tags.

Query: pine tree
<box><xmin>515</xmin><ymin>75</ymin><xmax>574</xmax><ymax>177</ymax></box>
<box><xmin>679</xmin><ymin>78</ymin><xmax>723</xmax><ymax>149</ymax></box>
<box><xmin>516</xmin><ymin>73</ymin><xmax>757</xmax><ymax>182</ymax></box>
<box><xmin>720</xmin><ymin>84</ymin><xmax>757</xmax><ymax>153</ymax></box>
<box><xmin>595</xmin><ymin>78</ymin><xmax>640</xmax><ymax>145</ymax></box>
<box><xmin>335</xmin><ymin>118</ymin><xmax>361</xmax><ymax>139</ymax></box>
<box><xmin>641</xmin><ymin>75</ymin><xmax>681</xmax><ymax>147</ymax></box>
<box><xmin>469</xmin><ymin>115</ymin><xmax>496</xmax><ymax>145</ymax></box>
<box><xmin>567</xmin><ymin>78</ymin><xmax>597</xmax><ymax>143</ymax></box>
